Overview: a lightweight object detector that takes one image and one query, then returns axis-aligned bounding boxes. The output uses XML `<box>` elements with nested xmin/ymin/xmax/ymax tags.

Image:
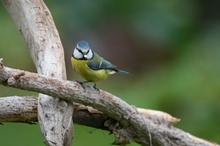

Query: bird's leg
<box><xmin>74</xmin><ymin>80</ymin><xmax>90</xmax><ymax>91</ymax></box>
<box><xmin>92</xmin><ymin>83</ymin><xmax>99</xmax><ymax>91</ymax></box>
<box><xmin>73</xmin><ymin>80</ymin><xmax>99</xmax><ymax>92</ymax></box>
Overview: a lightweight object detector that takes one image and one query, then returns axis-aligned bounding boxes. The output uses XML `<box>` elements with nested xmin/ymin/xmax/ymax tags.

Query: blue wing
<box><xmin>87</xmin><ymin>53</ymin><xmax>129</xmax><ymax>74</ymax></box>
<box><xmin>87</xmin><ymin>53</ymin><xmax>116</xmax><ymax>70</ymax></box>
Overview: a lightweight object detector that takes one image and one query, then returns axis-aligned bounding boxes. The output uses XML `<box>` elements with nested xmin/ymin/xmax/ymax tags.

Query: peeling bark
<box><xmin>1</xmin><ymin>0</ymin><xmax>219</xmax><ymax>145</ymax></box>
<box><xmin>1</xmin><ymin>0</ymin><xmax>74</xmax><ymax>146</ymax></box>
<box><xmin>0</xmin><ymin>61</ymin><xmax>218</xmax><ymax>146</ymax></box>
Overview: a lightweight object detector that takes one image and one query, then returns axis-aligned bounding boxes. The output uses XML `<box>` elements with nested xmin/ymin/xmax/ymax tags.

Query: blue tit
<box><xmin>71</xmin><ymin>40</ymin><xmax>129</xmax><ymax>90</ymax></box>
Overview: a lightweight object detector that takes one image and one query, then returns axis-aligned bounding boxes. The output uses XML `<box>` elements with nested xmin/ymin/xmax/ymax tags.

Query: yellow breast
<box><xmin>71</xmin><ymin>57</ymin><xmax>108</xmax><ymax>82</ymax></box>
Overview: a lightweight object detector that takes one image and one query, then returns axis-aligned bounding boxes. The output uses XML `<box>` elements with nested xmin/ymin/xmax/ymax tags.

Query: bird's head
<box><xmin>73</xmin><ymin>40</ymin><xmax>94</xmax><ymax>60</ymax></box>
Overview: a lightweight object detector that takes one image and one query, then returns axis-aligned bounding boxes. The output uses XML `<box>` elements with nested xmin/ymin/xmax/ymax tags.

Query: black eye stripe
<box><xmin>76</xmin><ymin>47</ymin><xmax>91</xmax><ymax>55</ymax></box>
<box><xmin>86</xmin><ymin>50</ymin><xmax>90</xmax><ymax>54</ymax></box>
<box><xmin>76</xmin><ymin>47</ymin><xmax>83</xmax><ymax>54</ymax></box>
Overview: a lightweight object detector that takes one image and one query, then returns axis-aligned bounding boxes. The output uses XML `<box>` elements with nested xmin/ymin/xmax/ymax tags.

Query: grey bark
<box><xmin>0</xmin><ymin>62</ymin><xmax>218</xmax><ymax>146</ymax></box>
<box><xmin>1</xmin><ymin>0</ymin><xmax>74</xmax><ymax>146</ymax></box>
<box><xmin>0</xmin><ymin>0</ymin><xmax>219</xmax><ymax>145</ymax></box>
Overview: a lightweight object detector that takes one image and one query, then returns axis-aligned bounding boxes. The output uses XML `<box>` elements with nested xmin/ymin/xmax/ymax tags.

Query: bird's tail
<box><xmin>117</xmin><ymin>69</ymin><xmax>129</xmax><ymax>74</ymax></box>
<box><xmin>107</xmin><ymin>69</ymin><xmax>129</xmax><ymax>75</ymax></box>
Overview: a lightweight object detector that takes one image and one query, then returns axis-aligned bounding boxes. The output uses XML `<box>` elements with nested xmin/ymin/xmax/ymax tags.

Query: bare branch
<box><xmin>1</xmin><ymin>0</ymin><xmax>218</xmax><ymax>146</ymax></box>
<box><xmin>1</xmin><ymin>0</ymin><xmax>74</xmax><ymax>145</ymax></box>
<box><xmin>0</xmin><ymin>96</ymin><xmax>109</xmax><ymax>129</ymax></box>
<box><xmin>0</xmin><ymin>96</ymin><xmax>38</xmax><ymax>123</ymax></box>
<box><xmin>0</xmin><ymin>60</ymin><xmax>218</xmax><ymax>146</ymax></box>
<box><xmin>0</xmin><ymin>95</ymin><xmax>178</xmax><ymax>130</ymax></box>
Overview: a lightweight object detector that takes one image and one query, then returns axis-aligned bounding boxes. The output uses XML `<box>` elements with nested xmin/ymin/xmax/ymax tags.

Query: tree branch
<box><xmin>1</xmin><ymin>0</ymin><xmax>219</xmax><ymax>145</ymax></box>
<box><xmin>0</xmin><ymin>96</ymin><xmax>108</xmax><ymax>129</ymax></box>
<box><xmin>0</xmin><ymin>95</ymin><xmax>179</xmax><ymax>130</ymax></box>
<box><xmin>1</xmin><ymin>0</ymin><xmax>74</xmax><ymax>145</ymax></box>
<box><xmin>0</xmin><ymin>96</ymin><xmax>38</xmax><ymax>123</ymax></box>
<box><xmin>0</xmin><ymin>59</ymin><xmax>218</xmax><ymax>146</ymax></box>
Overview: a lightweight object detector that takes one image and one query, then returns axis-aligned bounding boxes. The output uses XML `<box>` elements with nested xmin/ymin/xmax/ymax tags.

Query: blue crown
<box><xmin>77</xmin><ymin>40</ymin><xmax>89</xmax><ymax>49</ymax></box>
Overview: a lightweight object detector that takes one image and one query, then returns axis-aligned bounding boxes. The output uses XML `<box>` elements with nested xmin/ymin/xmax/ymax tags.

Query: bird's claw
<box><xmin>74</xmin><ymin>80</ymin><xmax>86</xmax><ymax>92</ymax></box>
<box><xmin>73</xmin><ymin>80</ymin><xmax>99</xmax><ymax>92</ymax></box>
<box><xmin>93</xmin><ymin>84</ymin><xmax>100</xmax><ymax>92</ymax></box>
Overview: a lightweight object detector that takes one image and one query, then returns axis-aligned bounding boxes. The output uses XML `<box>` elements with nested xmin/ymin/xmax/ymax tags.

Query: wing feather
<box><xmin>87</xmin><ymin>53</ymin><xmax>116</xmax><ymax>70</ymax></box>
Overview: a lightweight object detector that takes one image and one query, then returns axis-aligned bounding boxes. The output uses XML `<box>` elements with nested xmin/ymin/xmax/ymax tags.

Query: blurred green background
<box><xmin>1</xmin><ymin>0</ymin><xmax>220</xmax><ymax>145</ymax></box>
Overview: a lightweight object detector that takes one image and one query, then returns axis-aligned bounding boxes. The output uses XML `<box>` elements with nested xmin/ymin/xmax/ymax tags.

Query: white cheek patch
<box><xmin>73</xmin><ymin>48</ymin><xmax>83</xmax><ymax>59</ymax></box>
<box><xmin>86</xmin><ymin>49</ymin><xmax>93</xmax><ymax>60</ymax></box>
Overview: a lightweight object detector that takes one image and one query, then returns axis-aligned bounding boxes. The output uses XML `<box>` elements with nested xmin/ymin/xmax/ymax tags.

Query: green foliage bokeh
<box><xmin>0</xmin><ymin>0</ymin><xmax>220</xmax><ymax>145</ymax></box>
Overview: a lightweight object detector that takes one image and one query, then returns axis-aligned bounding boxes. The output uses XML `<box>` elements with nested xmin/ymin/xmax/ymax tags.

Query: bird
<box><xmin>71</xmin><ymin>40</ymin><xmax>129</xmax><ymax>90</ymax></box>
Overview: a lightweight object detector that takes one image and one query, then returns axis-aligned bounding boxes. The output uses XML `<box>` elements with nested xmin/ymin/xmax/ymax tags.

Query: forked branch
<box><xmin>0</xmin><ymin>59</ymin><xmax>218</xmax><ymax>146</ymax></box>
